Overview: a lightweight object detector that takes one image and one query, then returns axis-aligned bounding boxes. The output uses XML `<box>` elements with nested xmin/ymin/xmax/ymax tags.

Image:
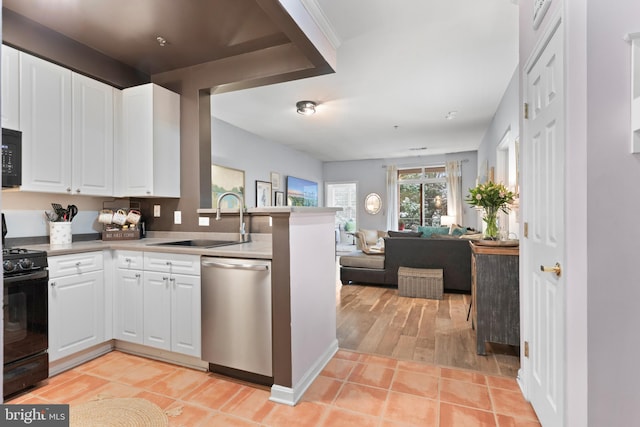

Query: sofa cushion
<box><xmin>339</xmin><ymin>252</ymin><xmax>385</xmax><ymax>269</ymax></box>
<box><xmin>417</xmin><ymin>226</ymin><xmax>450</xmax><ymax>238</ymax></box>
<box><xmin>388</xmin><ymin>230</ymin><xmax>422</xmax><ymax>237</ymax></box>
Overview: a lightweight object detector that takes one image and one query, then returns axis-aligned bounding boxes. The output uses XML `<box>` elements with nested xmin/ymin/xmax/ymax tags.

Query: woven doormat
<box><xmin>70</xmin><ymin>397</ymin><xmax>169</xmax><ymax>426</ymax></box>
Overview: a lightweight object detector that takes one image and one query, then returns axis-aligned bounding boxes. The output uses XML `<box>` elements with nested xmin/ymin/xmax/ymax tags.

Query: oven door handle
<box><xmin>4</xmin><ymin>270</ymin><xmax>49</xmax><ymax>284</ymax></box>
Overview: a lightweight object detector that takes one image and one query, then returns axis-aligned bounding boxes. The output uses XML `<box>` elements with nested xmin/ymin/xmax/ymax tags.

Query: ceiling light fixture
<box><xmin>156</xmin><ymin>36</ymin><xmax>167</xmax><ymax>47</ymax></box>
<box><xmin>445</xmin><ymin>111</ymin><xmax>458</xmax><ymax>120</ymax></box>
<box><xmin>296</xmin><ymin>100</ymin><xmax>317</xmax><ymax>115</ymax></box>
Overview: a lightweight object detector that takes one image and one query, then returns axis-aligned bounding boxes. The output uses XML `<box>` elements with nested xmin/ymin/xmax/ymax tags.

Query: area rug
<box><xmin>70</xmin><ymin>397</ymin><xmax>170</xmax><ymax>426</ymax></box>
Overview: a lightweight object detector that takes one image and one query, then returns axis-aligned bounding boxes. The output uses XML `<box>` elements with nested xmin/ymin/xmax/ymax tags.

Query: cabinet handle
<box><xmin>76</xmin><ymin>189</ymin><xmax>80</xmax><ymax>193</ymax></box>
<box><xmin>50</xmin><ymin>282</ymin><xmax>56</xmax><ymax>287</ymax></box>
<box><xmin>125</xmin><ymin>258</ymin><xmax>131</xmax><ymax>263</ymax></box>
<box><xmin>66</xmin><ymin>187</ymin><xmax>71</xmax><ymax>192</ymax></box>
<box><xmin>135</xmin><ymin>273</ymin><xmax>141</xmax><ymax>278</ymax></box>
<box><xmin>75</xmin><ymin>261</ymin><xmax>81</xmax><ymax>266</ymax></box>
<box><xmin>163</xmin><ymin>276</ymin><xmax>169</xmax><ymax>281</ymax></box>
<box><xmin>166</xmin><ymin>261</ymin><xmax>172</xmax><ymax>266</ymax></box>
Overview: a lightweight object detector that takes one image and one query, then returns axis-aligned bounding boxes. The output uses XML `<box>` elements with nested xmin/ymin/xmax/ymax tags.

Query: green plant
<box><xmin>465</xmin><ymin>181</ymin><xmax>515</xmax><ymax>239</ymax></box>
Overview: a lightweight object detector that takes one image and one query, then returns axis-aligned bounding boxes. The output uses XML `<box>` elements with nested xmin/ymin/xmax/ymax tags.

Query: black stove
<box><xmin>2</xmin><ymin>247</ymin><xmax>48</xmax><ymax>276</ymax></box>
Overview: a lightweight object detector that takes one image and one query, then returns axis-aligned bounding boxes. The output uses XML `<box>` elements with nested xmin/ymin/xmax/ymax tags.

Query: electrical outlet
<box><xmin>199</xmin><ymin>216</ymin><xmax>210</xmax><ymax>226</ymax></box>
<box><xmin>153</xmin><ymin>205</ymin><xmax>161</xmax><ymax>217</ymax></box>
<box><xmin>174</xmin><ymin>211</ymin><xmax>182</xmax><ymax>224</ymax></box>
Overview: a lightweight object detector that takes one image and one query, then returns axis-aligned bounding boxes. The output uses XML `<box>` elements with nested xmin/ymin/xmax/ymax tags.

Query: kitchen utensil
<box><xmin>44</xmin><ymin>210</ymin><xmax>59</xmax><ymax>222</ymax></box>
<box><xmin>51</xmin><ymin>203</ymin><xmax>66</xmax><ymax>218</ymax></box>
<box><xmin>66</xmin><ymin>205</ymin><xmax>78</xmax><ymax>221</ymax></box>
<box><xmin>112</xmin><ymin>209</ymin><xmax>128</xmax><ymax>226</ymax></box>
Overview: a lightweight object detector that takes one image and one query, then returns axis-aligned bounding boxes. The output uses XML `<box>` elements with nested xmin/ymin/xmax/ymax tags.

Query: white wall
<box><xmin>583</xmin><ymin>0</ymin><xmax>640</xmax><ymax>425</ymax></box>
<box><xmin>211</xmin><ymin>117</ymin><xmax>324</xmax><ymax>208</ymax></box>
<box><xmin>323</xmin><ymin>152</ymin><xmax>477</xmax><ymax>231</ymax></box>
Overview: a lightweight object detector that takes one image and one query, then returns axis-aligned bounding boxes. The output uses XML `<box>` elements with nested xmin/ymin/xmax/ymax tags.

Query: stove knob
<box><xmin>3</xmin><ymin>261</ymin><xmax>14</xmax><ymax>272</ymax></box>
<box><xmin>18</xmin><ymin>258</ymin><xmax>33</xmax><ymax>270</ymax></box>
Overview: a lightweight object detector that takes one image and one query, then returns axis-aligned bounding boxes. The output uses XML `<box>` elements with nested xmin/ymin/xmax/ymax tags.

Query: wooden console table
<box><xmin>470</xmin><ymin>242</ymin><xmax>519</xmax><ymax>355</ymax></box>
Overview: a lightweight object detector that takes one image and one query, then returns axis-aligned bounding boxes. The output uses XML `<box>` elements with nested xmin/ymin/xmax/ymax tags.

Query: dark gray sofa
<box><xmin>339</xmin><ymin>236</ymin><xmax>472</xmax><ymax>293</ymax></box>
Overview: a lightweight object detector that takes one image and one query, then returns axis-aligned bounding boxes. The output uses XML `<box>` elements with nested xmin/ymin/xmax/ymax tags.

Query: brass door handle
<box><xmin>540</xmin><ymin>262</ymin><xmax>561</xmax><ymax>277</ymax></box>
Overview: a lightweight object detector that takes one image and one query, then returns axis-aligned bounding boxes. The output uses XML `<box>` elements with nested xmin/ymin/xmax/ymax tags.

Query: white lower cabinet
<box><xmin>114</xmin><ymin>251</ymin><xmax>144</xmax><ymax>344</ymax></box>
<box><xmin>114</xmin><ymin>251</ymin><xmax>201</xmax><ymax>358</ymax></box>
<box><xmin>48</xmin><ymin>252</ymin><xmax>105</xmax><ymax>362</ymax></box>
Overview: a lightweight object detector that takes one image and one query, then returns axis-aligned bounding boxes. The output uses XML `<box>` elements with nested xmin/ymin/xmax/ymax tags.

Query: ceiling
<box><xmin>3</xmin><ymin>0</ymin><xmax>519</xmax><ymax>163</ymax></box>
<box><xmin>211</xmin><ymin>0</ymin><xmax>519</xmax><ymax>162</ymax></box>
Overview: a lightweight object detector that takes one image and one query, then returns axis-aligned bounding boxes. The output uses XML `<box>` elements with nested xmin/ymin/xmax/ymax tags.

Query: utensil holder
<box><xmin>50</xmin><ymin>222</ymin><xmax>72</xmax><ymax>245</ymax></box>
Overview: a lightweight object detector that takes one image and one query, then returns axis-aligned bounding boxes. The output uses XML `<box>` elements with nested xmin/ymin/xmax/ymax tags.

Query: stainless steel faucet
<box><xmin>215</xmin><ymin>192</ymin><xmax>247</xmax><ymax>242</ymax></box>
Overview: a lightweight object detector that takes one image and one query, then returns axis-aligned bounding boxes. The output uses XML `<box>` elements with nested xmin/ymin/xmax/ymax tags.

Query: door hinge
<box><xmin>524</xmin><ymin>222</ymin><xmax>529</xmax><ymax>238</ymax></box>
<box><xmin>524</xmin><ymin>341</ymin><xmax>530</xmax><ymax>358</ymax></box>
<box><xmin>524</xmin><ymin>102</ymin><xmax>529</xmax><ymax>119</ymax></box>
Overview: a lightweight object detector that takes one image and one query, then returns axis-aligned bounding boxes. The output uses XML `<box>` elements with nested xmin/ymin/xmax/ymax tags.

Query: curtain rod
<box><xmin>381</xmin><ymin>158</ymin><xmax>469</xmax><ymax>168</ymax></box>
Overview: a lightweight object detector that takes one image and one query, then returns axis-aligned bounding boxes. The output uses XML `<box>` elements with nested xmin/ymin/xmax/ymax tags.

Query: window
<box><xmin>398</xmin><ymin>166</ymin><xmax>447</xmax><ymax>229</ymax></box>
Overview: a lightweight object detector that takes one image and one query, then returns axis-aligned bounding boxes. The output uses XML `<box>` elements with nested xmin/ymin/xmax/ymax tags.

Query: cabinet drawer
<box><xmin>49</xmin><ymin>252</ymin><xmax>103</xmax><ymax>278</ymax></box>
<box><xmin>144</xmin><ymin>253</ymin><xmax>200</xmax><ymax>276</ymax></box>
<box><xmin>114</xmin><ymin>251</ymin><xmax>144</xmax><ymax>270</ymax></box>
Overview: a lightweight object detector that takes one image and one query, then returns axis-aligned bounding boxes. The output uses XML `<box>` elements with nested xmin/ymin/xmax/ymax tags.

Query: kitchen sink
<box><xmin>149</xmin><ymin>239</ymin><xmax>245</xmax><ymax>248</ymax></box>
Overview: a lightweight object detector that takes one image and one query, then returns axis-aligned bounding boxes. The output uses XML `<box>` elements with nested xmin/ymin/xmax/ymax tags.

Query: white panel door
<box><xmin>523</xmin><ymin>20</ymin><xmax>565</xmax><ymax>426</ymax></box>
<box><xmin>48</xmin><ymin>271</ymin><xmax>105</xmax><ymax>361</ymax></box>
<box><xmin>114</xmin><ymin>269</ymin><xmax>144</xmax><ymax>344</ymax></box>
<box><xmin>170</xmin><ymin>273</ymin><xmax>201</xmax><ymax>357</ymax></box>
<box><xmin>19</xmin><ymin>52</ymin><xmax>72</xmax><ymax>193</ymax></box>
<box><xmin>143</xmin><ymin>271</ymin><xmax>171</xmax><ymax>351</ymax></box>
<box><xmin>71</xmin><ymin>73</ymin><xmax>114</xmax><ymax>196</ymax></box>
<box><xmin>1</xmin><ymin>45</ymin><xmax>20</xmax><ymax>130</ymax></box>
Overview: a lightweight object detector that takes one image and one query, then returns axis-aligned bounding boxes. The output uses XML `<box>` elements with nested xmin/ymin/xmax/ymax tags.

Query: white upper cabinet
<box><xmin>117</xmin><ymin>83</ymin><xmax>180</xmax><ymax>197</ymax></box>
<box><xmin>19</xmin><ymin>52</ymin><xmax>72</xmax><ymax>193</ymax></box>
<box><xmin>19</xmin><ymin>50</ymin><xmax>115</xmax><ymax>195</ymax></box>
<box><xmin>2</xmin><ymin>45</ymin><xmax>20</xmax><ymax>130</ymax></box>
<box><xmin>71</xmin><ymin>73</ymin><xmax>114</xmax><ymax>195</ymax></box>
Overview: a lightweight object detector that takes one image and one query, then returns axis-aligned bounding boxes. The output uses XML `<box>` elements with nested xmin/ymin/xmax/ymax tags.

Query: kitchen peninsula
<box><xmin>26</xmin><ymin>207</ymin><xmax>339</xmax><ymax>406</ymax></box>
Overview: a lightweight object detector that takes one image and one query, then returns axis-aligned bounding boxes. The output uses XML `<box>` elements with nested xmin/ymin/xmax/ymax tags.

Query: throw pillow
<box><xmin>387</xmin><ymin>230</ymin><xmax>422</xmax><ymax>237</ymax></box>
<box><xmin>417</xmin><ymin>226</ymin><xmax>450</xmax><ymax>238</ymax></box>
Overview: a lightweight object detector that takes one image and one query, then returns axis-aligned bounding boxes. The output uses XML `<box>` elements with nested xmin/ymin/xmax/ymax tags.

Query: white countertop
<box><xmin>22</xmin><ymin>233</ymin><xmax>273</xmax><ymax>259</ymax></box>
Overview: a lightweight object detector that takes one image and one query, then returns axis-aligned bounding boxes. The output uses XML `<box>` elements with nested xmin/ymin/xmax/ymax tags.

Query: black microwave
<box><xmin>2</xmin><ymin>128</ymin><xmax>22</xmax><ymax>188</ymax></box>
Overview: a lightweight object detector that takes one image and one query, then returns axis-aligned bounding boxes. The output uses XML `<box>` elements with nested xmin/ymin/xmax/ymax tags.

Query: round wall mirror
<box><xmin>364</xmin><ymin>193</ymin><xmax>382</xmax><ymax>215</ymax></box>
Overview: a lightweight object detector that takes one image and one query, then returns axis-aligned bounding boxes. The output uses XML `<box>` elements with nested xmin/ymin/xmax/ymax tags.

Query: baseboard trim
<box><xmin>49</xmin><ymin>342</ymin><xmax>114</xmax><ymax>376</ymax></box>
<box><xmin>269</xmin><ymin>339</ymin><xmax>338</xmax><ymax>406</ymax></box>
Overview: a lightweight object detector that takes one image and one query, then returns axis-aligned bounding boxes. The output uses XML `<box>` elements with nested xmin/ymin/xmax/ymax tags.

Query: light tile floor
<box><xmin>7</xmin><ymin>350</ymin><xmax>541</xmax><ymax>426</ymax></box>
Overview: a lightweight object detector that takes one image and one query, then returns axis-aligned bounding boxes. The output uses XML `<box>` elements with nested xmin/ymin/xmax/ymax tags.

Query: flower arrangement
<box><xmin>465</xmin><ymin>181</ymin><xmax>516</xmax><ymax>239</ymax></box>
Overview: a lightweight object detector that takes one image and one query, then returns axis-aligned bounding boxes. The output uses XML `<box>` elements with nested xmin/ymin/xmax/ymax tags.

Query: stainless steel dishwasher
<box><xmin>201</xmin><ymin>257</ymin><xmax>272</xmax><ymax>379</ymax></box>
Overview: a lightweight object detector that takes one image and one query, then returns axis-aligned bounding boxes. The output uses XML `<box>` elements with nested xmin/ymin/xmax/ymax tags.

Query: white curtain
<box><xmin>446</xmin><ymin>161</ymin><xmax>463</xmax><ymax>225</ymax></box>
<box><xmin>386</xmin><ymin>164</ymin><xmax>398</xmax><ymax>230</ymax></box>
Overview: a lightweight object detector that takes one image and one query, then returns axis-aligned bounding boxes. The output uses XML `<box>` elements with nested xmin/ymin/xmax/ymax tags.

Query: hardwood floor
<box><xmin>336</xmin><ymin>281</ymin><xmax>520</xmax><ymax>378</ymax></box>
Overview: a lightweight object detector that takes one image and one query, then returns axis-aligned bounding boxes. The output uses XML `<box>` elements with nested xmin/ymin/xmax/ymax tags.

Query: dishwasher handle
<box><xmin>202</xmin><ymin>260</ymin><xmax>270</xmax><ymax>271</ymax></box>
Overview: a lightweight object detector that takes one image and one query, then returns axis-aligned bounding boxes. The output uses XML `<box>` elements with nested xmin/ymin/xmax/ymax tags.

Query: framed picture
<box><xmin>275</xmin><ymin>191</ymin><xmax>284</xmax><ymax>207</ymax></box>
<box><xmin>270</xmin><ymin>172</ymin><xmax>281</xmax><ymax>190</ymax></box>
<box><xmin>212</xmin><ymin>165</ymin><xmax>245</xmax><ymax>209</ymax></box>
<box><xmin>256</xmin><ymin>180</ymin><xmax>272</xmax><ymax>207</ymax></box>
<box><xmin>286</xmin><ymin>176</ymin><xmax>318</xmax><ymax>207</ymax></box>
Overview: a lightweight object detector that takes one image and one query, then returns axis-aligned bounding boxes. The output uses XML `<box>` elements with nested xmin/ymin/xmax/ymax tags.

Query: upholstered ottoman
<box><xmin>398</xmin><ymin>267</ymin><xmax>443</xmax><ymax>299</ymax></box>
<box><xmin>339</xmin><ymin>251</ymin><xmax>385</xmax><ymax>285</ymax></box>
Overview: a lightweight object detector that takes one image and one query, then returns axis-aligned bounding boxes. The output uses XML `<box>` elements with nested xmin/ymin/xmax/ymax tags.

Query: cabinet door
<box><xmin>114</xmin><ymin>268</ymin><xmax>143</xmax><ymax>344</ymax></box>
<box><xmin>20</xmin><ymin>52</ymin><xmax>72</xmax><ymax>193</ymax></box>
<box><xmin>1</xmin><ymin>45</ymin><xmax>20</xmax><ymax>130</ymax></box>
<box><xmin>120</xmin><ymin>84</ymin><xmax>153</xmax><ymax>196</ymax></box>
<box><xmin>143</xmin><ymin>271</ymin><xmax>171</xmax><ymax>351</ymax></box>
<box><xmin>170</xmin><ymin>273</ymin><xmax>201</xmax><ymax>357</ymax></box>
<box><xmin>48</xmin><ymin>270</ymin><xmax>105</xmax><ymax>361</ymax></box>
<box><xmin>71</xmin><ymin>73</ymin><xmax>114</xmax><ymax>196</ymax></box>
